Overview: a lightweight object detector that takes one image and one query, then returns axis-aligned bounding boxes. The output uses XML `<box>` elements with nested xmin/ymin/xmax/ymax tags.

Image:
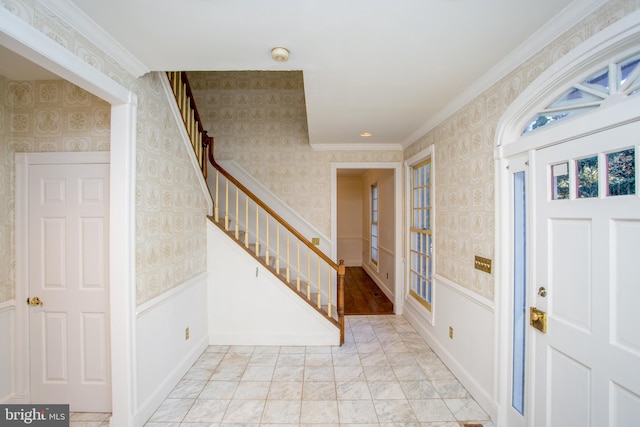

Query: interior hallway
<box><xmin>140</xmin><ymin>315</ymin><xmax>492</xmax><ymax>426</ymax></box>
<box><xmin>344</xmin><ymin>267</ymin><xmax>394</xmax><ymax>316</ymax></box>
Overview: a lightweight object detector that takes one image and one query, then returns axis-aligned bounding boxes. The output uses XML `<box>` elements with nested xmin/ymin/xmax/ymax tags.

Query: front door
<box><xmin>531</xmin><ymin>121</ymin><xmax>640</xmax><ymax>426</ymax></box>
<box><xmin>27</xmin><ymin>161</ymin><xmax>111</xmax><ymax>412</ymax></box>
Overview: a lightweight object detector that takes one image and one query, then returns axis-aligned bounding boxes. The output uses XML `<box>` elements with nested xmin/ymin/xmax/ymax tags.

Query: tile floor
<box><xmin>140</xmin><ymin>315</ymin><xmax>493</xmax><ymax>427</ymax></box>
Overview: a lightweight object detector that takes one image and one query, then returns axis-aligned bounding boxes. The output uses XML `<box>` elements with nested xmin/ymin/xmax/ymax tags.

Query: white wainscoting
<box><xmin>403</xmin><ymin>275</ymin><xmax>497</xmax><ymax>421</ymax></box>
<box><xmin>0</xmin><ymin>302</ymin><xmax>14</xmax><ymax>403</ymax></box>
<box><xmin>207</xmin><ymin>221</ymin><xmax>339</xmax><ymax>346</ymax></box>
<box><xmin>361</xmin><ymin>239</ymin><xmax>396</xmax><ymax>306</ymax></box>
<box><xmin>134</xmin><ymin>273</ymin><xmax>209</xmax><ymax>426</ymax></box>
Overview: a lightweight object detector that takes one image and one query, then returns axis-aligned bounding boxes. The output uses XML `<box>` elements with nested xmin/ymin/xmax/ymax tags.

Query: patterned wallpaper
<box><xmin>403</xmin><ymin>0</ymin><xmax>640</xmax><ymax>300</ymax></box>
<box><xmin>188</xmin><ymin>71</ymin><xmax>403</xmax><ymax>238</ymax></box>
<box><xmin>1</xmin><ymin>0</ymin><xmax>210</xmax><ymax>305</ymax></box>
<box><xmin>2</xmin><ymin>0</ymin><xmax>638</xmax><ymax>305</ymax></box>
<box><xmin>0</xmin><ymin>79</ymin><xmax>110</xmax><ymax>303</ymax></box>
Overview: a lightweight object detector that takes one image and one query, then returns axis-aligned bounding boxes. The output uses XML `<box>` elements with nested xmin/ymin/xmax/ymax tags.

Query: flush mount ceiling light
<box><xmin>271</xmin><ymin>47</ymin><xmax>289</xmax><ymax>62</ymax></box>
<box><xmin>360</xmin><ymin>132</ymin><xmax>373</xmax><ymax>137</ymax></box>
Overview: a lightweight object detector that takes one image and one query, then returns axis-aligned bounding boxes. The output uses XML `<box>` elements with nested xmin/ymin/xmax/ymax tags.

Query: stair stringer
<box><xmin>207</xmin><ymin>220</ymin><xmax>340</xmax><ymax>346</ymax></box>
<box><xmin>220</xmin><ymin>214</ymin><xmax>331</xmax><ymax>308</ymax></box>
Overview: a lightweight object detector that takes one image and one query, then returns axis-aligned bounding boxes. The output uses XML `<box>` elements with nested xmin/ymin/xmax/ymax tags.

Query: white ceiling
<box><xmin>3</xmin><ymin>0</ymin><xmax>602</xmax><ymax>148</ymax></box>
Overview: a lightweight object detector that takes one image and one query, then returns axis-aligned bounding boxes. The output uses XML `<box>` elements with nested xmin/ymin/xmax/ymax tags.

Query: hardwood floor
<box><xmin>344</xmin><ymin>266</ymin><xmax>394</xmax><ymax>315</ymax></box>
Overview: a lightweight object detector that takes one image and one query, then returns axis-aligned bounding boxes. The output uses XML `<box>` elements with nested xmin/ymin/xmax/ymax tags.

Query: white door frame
<box><xmin>331</xmin><ymin>161</ymin><xmax>404</xmax><ymax>314</ymax></box>
<box><xmin>2</xmin><ymin>8</ymin><xmax>138</xmax><ymax>426</ymax></box>
<box><xmin>495</xmin><ymin>11</ymin><xmax>640</xmax><ymax>426</ymax></box>
<box><xmin>16</xmin><ymin>151</ymin><xmax>111</xmax><ymax>409</ymax></box>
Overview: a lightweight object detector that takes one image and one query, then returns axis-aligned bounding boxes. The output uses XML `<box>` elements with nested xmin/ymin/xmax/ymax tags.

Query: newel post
<box><xmin>337</xmin><ymin>259</ymin><xmax>346</xmax><ymax>345</ymax></box>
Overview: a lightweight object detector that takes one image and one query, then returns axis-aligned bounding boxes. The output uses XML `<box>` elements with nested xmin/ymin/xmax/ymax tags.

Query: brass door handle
<box><xmin>27</xmin><ymin>296</ymin><xmax>43</xmax><ymax>306</ymax></box>
<box><xmin>530</xmin><ymin>306</ymin><xmax>547</xmax><ymax>333</ymax></box>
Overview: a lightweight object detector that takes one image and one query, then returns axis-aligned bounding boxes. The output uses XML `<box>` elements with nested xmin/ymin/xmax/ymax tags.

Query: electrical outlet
<box><xmin>449</xmin><ymin>326</ymin><xmax>454</xmax><ymax>339</ymax></box>
<box><xmin>185</xmin><ymin>327</ymin><xmax>190</xmax><ymax>340</ymax></box>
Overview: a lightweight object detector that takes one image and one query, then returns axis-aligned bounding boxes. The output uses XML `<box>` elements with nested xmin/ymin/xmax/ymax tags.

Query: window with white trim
<box><xmin>370</xmin><ymin>183</ymin><xmax>379</xmax><ymax>266</ymax></box>
<box><xmin>410</xmin><ymin>159</ymin><xmax>432</xmax><ymax>310</ymax></box>
<box><xmin>522</xmin><ymin>53</ymin><xmax>640</xmax><ymax>134</ymax></box>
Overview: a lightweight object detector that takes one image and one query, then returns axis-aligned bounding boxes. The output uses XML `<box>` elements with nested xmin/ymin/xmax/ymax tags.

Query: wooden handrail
<box><xmin>208</xmin><ymin>143</ymin><xmax>339</xmax><ymax>271</ymax></box>
<box><xmin>166</xmin><ymin>70</ymin><xmax>345</xmax><ymax>344</ymax></box>
<box><xmin>167</xmin><ymin>72</ymin><xmax>212</xmax><ymax>178</ymax></box>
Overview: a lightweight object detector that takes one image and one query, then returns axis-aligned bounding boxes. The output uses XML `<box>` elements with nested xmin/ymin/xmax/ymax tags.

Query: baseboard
<box><xmin>361</xmin><ymin>262</ymin><xmax>394</xmax><ymax>302</ymax></box>
<box><xmin>1</xmin><ymin>392</ymin><xmax>29</xmax><ymax>404</ymax></box>
<box><xmin>133</xmin><ymin>334</ymin><xmax>208</xmax><ymax>426</ymax></box>
<box><xmin>403</xmin><ymin>302</ymin><xmax>498</xmax><ymax>421</ymax></box>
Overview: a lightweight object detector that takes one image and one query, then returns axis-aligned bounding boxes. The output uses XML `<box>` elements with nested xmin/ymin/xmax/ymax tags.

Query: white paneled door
<box><xmin>27</xmin><ymin>162</ymin><xmax>111</xmax><ymax>412</ymax></box>
<box><xmin>532</xmin><ymin>122</ymin><xmax>640</xmax><ymax>427</ymax></box>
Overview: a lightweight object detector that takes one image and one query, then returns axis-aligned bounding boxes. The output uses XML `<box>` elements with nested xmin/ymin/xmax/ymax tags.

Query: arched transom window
<box><xmin>522</xmin><ymin>53</ymin><xmax>640</xmax><ymax>135</ymax></box>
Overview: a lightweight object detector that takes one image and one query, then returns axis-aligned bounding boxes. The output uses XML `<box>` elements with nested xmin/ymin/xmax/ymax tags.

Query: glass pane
<box><xmin>608</xmin><ymin>148</ymin><xmax>635</xmax><ymax>196</ymax></box>
<box><xmin>522</xmin><ymin>107</ymin><xmax>598</xmax><ymax>135</ymax></box>
<box><xmin>548</xmin><ymin>87</ymin><xmax>604</xmax><ymax>109</ymax></box>
<box><xmin>620</xmin><ymin>55</ymin><xmax>640</xmax><ymax>88</ymax></box>
<box><xmin>583</xmin><ymin>68</ymin><xmax>610</xmax><ymax>94</ymax></box>
<box><xmin>577</xmin><ymin>156</ymin><xmax>599</xmax><ymax>198</ymax></box>
<box><xmin>551</xmin><ymin>162</ymin><xmax>570</xmax><ymax>200</ymax></box>
<box><xmin>424</xmin><ymin>163</ymin><xmax>431</xmax><ymax>185</ymax></box>
<box><xmin>424</xmin><ymin>209</ymin><xmax>430</xmax><ymax>231</ymax></box>
<box><xmin>512</xmin><ymin>171</ymin><xmax>527</xmax><ymax>415</ymax></box>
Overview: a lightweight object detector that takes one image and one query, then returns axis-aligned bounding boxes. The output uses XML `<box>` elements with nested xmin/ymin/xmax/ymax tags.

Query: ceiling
<box><xmin>4</xmin><ymin>0</ymin><xmax>598</xmax><ymax>148</ymax></box>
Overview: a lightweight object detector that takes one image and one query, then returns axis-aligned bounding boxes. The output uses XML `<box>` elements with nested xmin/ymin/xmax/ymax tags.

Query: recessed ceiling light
<box><xmin>360</xmin><ymin>132</ymin><xmax>373</xmax><ymax>137</ymax></box>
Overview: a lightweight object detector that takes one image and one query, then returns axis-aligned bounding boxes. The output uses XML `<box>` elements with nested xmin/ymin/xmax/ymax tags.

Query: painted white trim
<box><xmin>434</xmin><ymin>273</ymin><xmax>495</xmax><ymax>312</ymax></box>
<box><xmin>494</xmin><ymin>12</ymin><xmax>640</xmax><ymax>427</ymax></box>
<box><xmin>331</xmin><ymin>161</ymin><xmax>404</xmax><ymax>315</ymax></box>
<box><xmin>39</xmin><ymin>0</ymin><xmax>149</xmax><ymax>78</ymax></box>
<box><xmin>401</xmin><ymin>0</ymin><xmax>607</xmax><ymax>148</ymax></box>
<box><xmin>1</xmin><ymin>5</ymin><xmax>138</xmax><ymax>425</ymax></box>
<box><xmin>135</xmin><ymin>272</ymin><xmax>208</xmax><ymax>318</ymax></box>
<box><xmin>14</xmin><ymin>151</ymin><xmax>113</xmax><ymax>413</ymax></box>
<box><xmin>403</xmin><ymin>145</ymin><xmax>435</xmax><ymax>324</ymax></box>
<box><xmin>159</xmin><ymin>72</ymin><xmax>213</xmax><ymax>216</ymax></box>
<box><xmin>15</xmin><ymin>151</ymin><xmax>110</xmax><ymax>165</ymax></box>
<box><xmin>0</xmin><ymin>7</ymin><xmax>130</xmax><ymax>104</ymax></box>
<box><xmin>310</xmin><ymin>142</ymin><xmax>403</xmax><ymax>151</ymax></box>
<box><xmin>496</xmin><ymin>9</ymin><xmax>640</xmax><ymax>153</ymax></box>
<box><xmin>133</xmin><ymin>276</ymin><xmax>208</xmax><ymax>426</ymax></box>
<box><xmin>403</xmin><ymin>299</ymin><xmax>498</xmax><ymax>421</ymax></box>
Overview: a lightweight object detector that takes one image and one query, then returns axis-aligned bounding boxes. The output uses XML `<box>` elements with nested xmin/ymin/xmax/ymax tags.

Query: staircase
<box><xmin>166</xmin><ymin>72</ymin><xmax>345</xmax><ymax>344</ymax></box>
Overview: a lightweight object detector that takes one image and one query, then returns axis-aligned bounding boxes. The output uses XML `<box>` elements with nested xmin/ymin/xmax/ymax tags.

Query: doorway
<box><xmin>332</xmin><ymin>163</ymin><xmax>403</xmax><ymax>314</ymax></box>
<box><xmin>17</xmin><ymin>152</ymin><xmax>111</xmax><ymax>412</ymax></box>
<box><xmin>497</xmin><ymin>24</ymin><xmax>640</xmax><ymax>426</ymax></box>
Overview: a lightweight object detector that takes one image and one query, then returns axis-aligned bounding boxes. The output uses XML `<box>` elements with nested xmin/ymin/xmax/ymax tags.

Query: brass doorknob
<box><xmin>27</xmin><ymin>296</ymin><xmax>43</xmax><ymax>306</ymax></box>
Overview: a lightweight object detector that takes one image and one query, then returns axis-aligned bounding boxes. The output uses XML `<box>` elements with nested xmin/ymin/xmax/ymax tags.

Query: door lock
<box><xmin>27</xmin><ymin>296</ymin><xmax>43</xmax><ymax>307</ymax></box>
<box><xmin>530</xmin><ymin>306</ymin><xmax>547</xmax><ymax>333</ymax></box>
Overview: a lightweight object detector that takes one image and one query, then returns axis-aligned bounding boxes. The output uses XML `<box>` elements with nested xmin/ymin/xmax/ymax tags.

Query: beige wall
<box><xmin>0</xmin><ymin>79</ymin><xmax>110</xmax><ymax>303</ymax></box>
<box><xmin>189</xmin><ymin>71</ymin><xmax>403</xmax><ymax>238</ymax></box>
<box><xmin>337</xmin><ymin>175</ymin><xmax>363</xmax><ymax>265</ymax></box>
<box><xmin>361</xmin><ymin>169</ymin><xmax>395</xmax><ymax>293</ymax></box>
<box><xmin>1</xmin><ymin>1</ymin><xmax>210</xmax><ymax>306</ymax></box>
<box><xmin>403</xmin><ymin>0</ymin><xmax>640</xmax><ymax>301</ymax></box>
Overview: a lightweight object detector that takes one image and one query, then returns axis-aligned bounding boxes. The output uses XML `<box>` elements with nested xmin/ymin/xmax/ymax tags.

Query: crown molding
<box><xmin>310</xmin><ymin>142</ymin><xmax>403</xmax><ymax>152</ymax></box>
<box><xmin>401</xmin><ymin>0</ymin><xmax>608</xmax><ymax>148</ymax></box>
<box><xmin>39</xmin><ymin>0</ymin><xmax>149</xmax><ymax>78</ymax></box>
